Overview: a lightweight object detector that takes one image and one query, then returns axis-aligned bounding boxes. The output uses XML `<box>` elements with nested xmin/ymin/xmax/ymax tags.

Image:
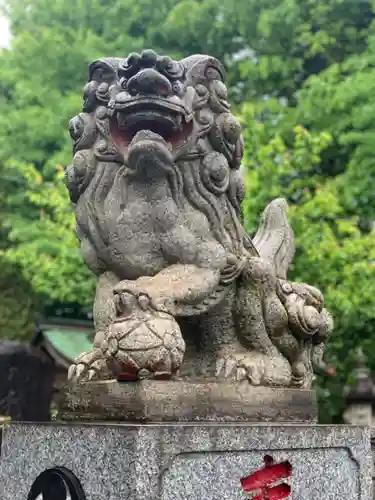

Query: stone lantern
<box><xmin>343</xmin><ymin>348</ymin><xmax>375</xmax><ymax>497</ymax></box>
<box><xmin>343</xmin><ymin>348</ymin><xmax>375</xmax><ymax>426</ymax></box>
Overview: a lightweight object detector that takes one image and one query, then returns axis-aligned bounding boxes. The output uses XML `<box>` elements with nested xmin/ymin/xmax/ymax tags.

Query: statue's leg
<box><xmin>191</xmin><ymin>285</ymin><xmax>245</xmax><ymax>378</ymax></box>
<box><xmin>111</xmin><ymin>260</ymin><xmax>291</xmax><ymax>386</ymax></box>
<box><xmin>113</xmin><ymin>264</ymin><xmax>221</xmax><ymax>317</ymax></box>
<box><xmin>192</xmin><ymin>286</ymin><xmax>290</xmax><ymax>386</ymax></box>
<box><xmin>90</xmin><ymin>264</ymin><xmax>223</xmax><ymax>381</ymax></box>
<box><xmin>68</xmin><ymin>271</ymin><xmax>119</xmax><ymax>382</ymax></box>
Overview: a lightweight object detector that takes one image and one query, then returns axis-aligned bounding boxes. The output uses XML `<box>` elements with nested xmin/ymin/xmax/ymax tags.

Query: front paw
<box><xmin>68</xmin><ymin>348</ymin><xmax>112</xmax><ymax>383</ymax></box>
<box><xmin>113</xmin><ymin>278</ymin><xmax>175</xmax><ymax>316</ymax></box>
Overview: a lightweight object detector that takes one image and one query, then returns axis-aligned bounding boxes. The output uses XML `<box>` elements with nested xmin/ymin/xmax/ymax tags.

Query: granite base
<box><xmin>0</xmin><ymin>422</ymin><xmax>372</xmax><ymax>500</ymax></box>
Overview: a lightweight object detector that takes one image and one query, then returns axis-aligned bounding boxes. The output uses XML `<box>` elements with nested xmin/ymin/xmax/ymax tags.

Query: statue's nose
<box><xmin>127</xmin><ymin>68</ymin><xmax>172</xmax><ymax>97</ymax></box>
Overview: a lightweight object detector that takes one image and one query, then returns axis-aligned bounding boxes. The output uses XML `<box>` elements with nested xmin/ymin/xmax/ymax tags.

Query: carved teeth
<box><xmin>138</xmin><ymin>368</ymin><xmax>152</xmax><ymax>379</ymax></box>
<box><xmin>172</xmin><ymin>114</ymin><xmax>184</xmax><ymax>132</ymax></box>
<box><xmin>176</xmin><ymin>115</ymin><xmax>182</xmax><ymax>128</ymax></box>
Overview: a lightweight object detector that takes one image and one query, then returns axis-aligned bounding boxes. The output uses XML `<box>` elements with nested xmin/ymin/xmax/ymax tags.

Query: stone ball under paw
<box><xmin>103</xmin><ymin>310</ymin><xmax>185</xmax><ymax>381</ymax></box>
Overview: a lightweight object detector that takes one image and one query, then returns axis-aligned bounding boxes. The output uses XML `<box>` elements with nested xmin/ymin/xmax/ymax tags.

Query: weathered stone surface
<box><xmin>58</xmin><ymin>379</ymin><xmax>318</xmax><ymax>423</ymax></box>
<box><xmin>0</xmin><ymin>340</ymin><xmax>55</xmax><ymax>421</ymax></box>
<box><xmin>66</xmin><ymin>49</ymin><xmax>333</xmax><ymax>389</ymax></box>
<box><xmin>0</xmin><ymin>422</ymin><xmax>372</xmax><ymax>500</ymax></box>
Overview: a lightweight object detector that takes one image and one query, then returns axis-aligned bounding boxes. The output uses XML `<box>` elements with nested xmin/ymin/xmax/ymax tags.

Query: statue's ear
<box><xmin>88</xmin><ymin>58</ymin><xmax>124</xmax><ymax>84</ymax></box>
<box><xmin>252</xmin><ymin>198</ymin><xmax>296</xmax><ymax>279</ymax></box>
<box><xmin>181</xmin><ymin>55</ymin><xmax>226</xmax><ymax>87</ymax></box>
<box><xmin>232</xmin><ymin>135</ymin><xmax>244</xmax><ymax>169</ymax></box>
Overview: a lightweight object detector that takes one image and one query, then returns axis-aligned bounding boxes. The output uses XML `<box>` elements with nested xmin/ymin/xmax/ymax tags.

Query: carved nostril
<box><xmin>126</xmin><ymin>68</ymin><xmax>172</xmax><ymax>96</ymax></box>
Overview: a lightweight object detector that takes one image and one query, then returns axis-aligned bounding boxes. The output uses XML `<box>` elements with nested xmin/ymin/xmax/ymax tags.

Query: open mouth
<box><xmin>110</xmin><ymin>99</ymin><xmax>193</xmax><ymax>153</ymax></box>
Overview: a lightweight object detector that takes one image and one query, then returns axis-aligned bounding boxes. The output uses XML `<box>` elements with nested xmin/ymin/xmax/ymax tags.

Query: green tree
<box><xmin>1</xmin><ymin>0</ymin><xmax>375</xmax><ymax>422</ymax></box>
<box><xmin>240</xmin><ymin>100</ymin><xmax>375</xmax><ymax>422</ymax></box>
<box><xmin>0</xmin><ymin>257</ymin><xmax>40</xmax><ymax>340</ymax></box>
<box><xmin>1</xmin><ymin>160</ymin><xmax>95</xmax><ymax>307</ymax></box>
<box><xmin>0</xmin><ymin>0</ymin><xmax>240</xmax><ymax>315</ymax></box>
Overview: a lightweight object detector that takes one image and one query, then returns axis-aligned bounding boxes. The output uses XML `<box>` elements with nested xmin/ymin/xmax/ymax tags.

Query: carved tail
<box><xmin>252</xmin><ymin>198</ymin><xmax>295</xmax><ymax>279</ymax></box>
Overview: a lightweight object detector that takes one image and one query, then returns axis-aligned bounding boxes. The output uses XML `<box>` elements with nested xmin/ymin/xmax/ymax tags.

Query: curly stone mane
<box><xmin>69</xmin><ymin>54</ymin><xmax>249</xmax><ymax>261</ymax></box>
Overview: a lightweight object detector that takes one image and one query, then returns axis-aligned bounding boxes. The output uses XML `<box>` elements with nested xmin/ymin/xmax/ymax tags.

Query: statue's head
<box><xmin>67</xmin><ymin>51</ymin><xmax>247</xmax><ymax>252</ymax></box>
<box><xmin>69</xmin><ymin>50</ymin><xmax>244</xmax><ymax>179</ymax></box>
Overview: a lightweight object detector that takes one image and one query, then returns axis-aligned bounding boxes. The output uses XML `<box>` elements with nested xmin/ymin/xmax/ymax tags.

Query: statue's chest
<box><xmin>104</xmin><ymin>198</ymin><xmax>165</xmax><ymax>278</ymax></box>
<box><xmin>113</xmin><ymin>192</ymin><xmax>178</xmax><ymax>236</ymax></box>
<box><xmin>109</xmin><ymin>189</ymin><xmax>212</xmax><ymax>260</ymax></box>
<box><xmin>113</xmin><ymin>196</ymin><xmax>208</xmax><ymax>242</ymax></box>
<box><xmin>102</xmin><ymin>181</ymin><xmax>224</xmax><ymax>278</ymax></box>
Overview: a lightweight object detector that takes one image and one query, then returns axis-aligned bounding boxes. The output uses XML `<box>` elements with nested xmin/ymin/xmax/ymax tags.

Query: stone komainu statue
<box><xmin>66</xmin><ymin>50</ymin><xmax>333</xmax><ymax>388</ymax></box>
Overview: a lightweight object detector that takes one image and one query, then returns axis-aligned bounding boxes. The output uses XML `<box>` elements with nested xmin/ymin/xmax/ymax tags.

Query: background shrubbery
<box><xmin>2</xmin><ymin>0</ymin><xmax>375</xmax><ymax>421</ymax></box>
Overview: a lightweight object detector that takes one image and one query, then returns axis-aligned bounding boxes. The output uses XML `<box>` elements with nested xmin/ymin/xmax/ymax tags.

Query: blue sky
<box><xmin>0</xmin><ymin>16</ymin><xmax>10</xmax><ymax>48</ymax></box>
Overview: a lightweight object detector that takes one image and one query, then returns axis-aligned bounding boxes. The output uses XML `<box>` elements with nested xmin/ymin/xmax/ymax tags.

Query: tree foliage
<box><xmin>241</xmin><ymin>105</ymin><xmax>375</xmax><ymax>421</ymax></box>
<box><xmin>1</xmin><ymin>0</ymin><xmax>375</xmax><ymax>420</ymax></box>
<box><xmin>1</xmin><ymin>160</ymin><xmax>95</xmax><ymax>307</ymax></box>
<box><xmin>0</xmin><ymin>257</ymin><xmax>40</xmax><ymax>339</ymax></box>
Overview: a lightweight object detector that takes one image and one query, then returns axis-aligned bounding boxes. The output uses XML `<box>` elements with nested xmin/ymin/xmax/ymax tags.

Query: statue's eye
<box><xmin>90</xmin><ymin>68</ymin><xmax>114</xmax><ymax>84</ymax></box>
<box><xmin>206</xmin><ymin>67</ymin><xmax>222</xmax><ymax>81</ymax></box>
<box><xmin>69</xmin><ymin>115</ymin><xmax>85</xmax><ymax>141</ymax></box>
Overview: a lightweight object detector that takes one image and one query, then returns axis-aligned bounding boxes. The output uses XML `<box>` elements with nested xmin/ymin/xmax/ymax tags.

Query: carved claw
<box><xmin>224</xmin><ymin>359</ymin><xmax>237</xmax><ymax>378</ymax></box>
<box><xmin>215</xmin><ymin>357</ymin><xmax>242</xmax><ymax>380</ymax></box>
<box><xmin>215</xmin><ymin>354</ymin><xmax>264</xmax><ymax>385</ymax></box>
<box><xmin>68</xmin><ymin>348</ymin><xmax>112</xmax><ymax>383</ymax></box>
<box><xmin>236</xmin><ymin>367</ymin><xmax>247</xmax><ymax>381</ymax></box>
<box><xmin>215</xmin><ymin>358</ymin><xmax>225</xmax><ymax>377</ymax></box>
<box><xmin>113</xmin><ymin>278</ymin><xmax>176</xmax><ymax>316</ymax></box>
<box><xmin>215</xmin><ymin>350</ymin><xmax>292</xmax><ymax>386</ymax></box>
<box><xmin>68</xmin><ymin>362</ymin><xmax>87</xmax><ymax>382</ymax></box>
<box><xmin>67</xmin><ymin>364</ymin><xmax>76</xmax><ymax>381</ymax></box>
<box><xmin>114</xmin><ymin>290</ymin><xmax>140</xmax><ymax>316</ymax></box>
<box><xmin>75</xmin><ymin>363</ymin><xmax>86</xmax><ymax>380</ymax></box>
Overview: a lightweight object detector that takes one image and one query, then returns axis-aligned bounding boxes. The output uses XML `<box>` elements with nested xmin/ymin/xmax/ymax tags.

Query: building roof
<box><xmin>32</xmin><ymin>318</ymin><xmax>94</xmax><ymax>370</ymax></box>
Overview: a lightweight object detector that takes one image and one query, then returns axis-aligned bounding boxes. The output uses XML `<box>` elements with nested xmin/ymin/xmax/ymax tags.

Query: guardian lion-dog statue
<box><xmin>66</xmin><ymin>50</ymin><xmax>332</xmax><ymax>388</ymax></box>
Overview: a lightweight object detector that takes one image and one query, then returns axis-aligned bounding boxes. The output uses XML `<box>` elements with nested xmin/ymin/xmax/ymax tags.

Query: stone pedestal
<box><xmin>0</xmin><ymin>421</ymin><xmax>372</xmax><ymax>500</ymax></box>
<box><xmin>1</xmin><ymin>382</ymin><xmax>373</xmax><ymax>499</ymax></box>
<box><xmin>58</xmin><ymin>379</ymin><xmax>318</xmax><ymax>423</ymax></box>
